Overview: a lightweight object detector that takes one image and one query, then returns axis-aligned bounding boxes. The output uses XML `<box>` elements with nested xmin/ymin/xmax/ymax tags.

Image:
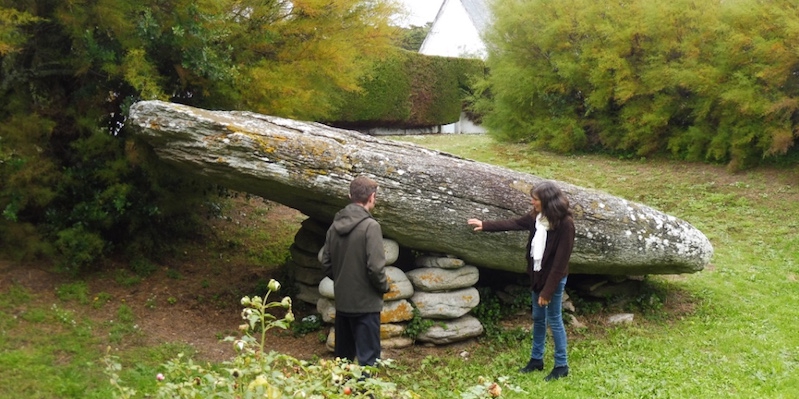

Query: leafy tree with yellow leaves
<box><xmin>0</xmin><ymin>0</ymin><xmax>401</xmax><ymax>269</ymax></box>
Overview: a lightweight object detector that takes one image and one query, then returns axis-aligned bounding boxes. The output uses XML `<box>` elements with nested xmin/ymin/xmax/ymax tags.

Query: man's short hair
<box><xmin>350</xmin><ymin>176</ymin><xmax>378</xmax><ymax>204</ymax></box>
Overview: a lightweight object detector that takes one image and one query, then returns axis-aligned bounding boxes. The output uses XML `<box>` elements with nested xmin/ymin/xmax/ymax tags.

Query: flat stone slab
<box><xmin>289</xmin><ymin>244</ymin><xmax>321</xmax><ymax>268</ymax></box>
<box><xmin>128</xmin><ymin>100</ymin><xmax>714</xmax><ymax>276</ymax></box>
<box><xmin>317</xmin><ymin>297</ymin><xmax>414</xmax><ymax>323</ymax></box>
<box><xmin>406</xmin><ymin>265</ymin><xmax>479</xmax><ymax>292</ymax></box>
<box><xmin>287</xmin><ymin>261</ymin><xmax>325</xmax><ymax>286</ymax></box>
<box><xmin>326</xmin><ymin>327</ymin><xmax>414</xmax><ymax>351</ymax></box>
<box><xmin>410</xmin><ymin>287</ymin><xmax>480</xmax><ymax>319</ymax></box>
<box><xmin>416</xmin><ymin>315</ymin><xmax>484</xmax><ymax>345</ymax></box>
<box><xmin>415</xmin><ymin>255</ymin><xmax>466</xmax><ymax>269</ymax></box>
<box><xmin>318</xmin><ymin>267</ymin><xmax>413</xmax><ymax>300</ymax></box>
<box><xmin>295</xmin><ymin>282</ymin><xmax>322</xmax><ymax>305</ymax></box>
<box><xmin>381</xmin><ymin>323</ymin><xmax>406</xmax><ymax>339</ymax></box>
<box><xmin>317</xmin><ymin>238</ymin><xmax>399</xmax><ymax>266</ymax></box>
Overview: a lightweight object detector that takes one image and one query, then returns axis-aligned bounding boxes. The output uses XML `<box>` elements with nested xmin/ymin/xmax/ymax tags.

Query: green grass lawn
<box><xmin>387</xmin><ymin>134</ymin><xmax>799</xmax><ymax>398</ymax></box>
<box><xmin>1</xmin><ymin>134</ymin><xmax>797</xmax><ymax>398</ymax></box>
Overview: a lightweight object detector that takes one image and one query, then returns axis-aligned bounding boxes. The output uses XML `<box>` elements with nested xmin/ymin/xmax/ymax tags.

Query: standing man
<box><xmin>322</xmin><ymin>175</ymin><xmax>390</xmax><ymax>366</ymax></box>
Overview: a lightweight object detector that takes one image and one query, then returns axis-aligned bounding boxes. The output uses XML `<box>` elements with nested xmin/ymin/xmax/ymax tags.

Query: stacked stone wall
<box><xmin>287</xmin><ymin>218</ymin><xmax>485</xmax><ymax>351</ymax></box>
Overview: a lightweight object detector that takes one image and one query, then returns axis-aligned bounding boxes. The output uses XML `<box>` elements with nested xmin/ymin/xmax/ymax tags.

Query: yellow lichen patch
<box><xmin>380</xmin><ymin>323</ymin><xmax>405</xmax><ymax>339</ymax></box>
<box><xmin>384</xmin><ymin>284</ymin><xmax>401</xmax><ymax>300</ymax></box>
<box><xmin>224</xmin><ymin>123</ymin><xmax>261</xmax><ymax>135</ymax></box>
<box><xmin>202</xmin><ymin>133</ymin><xmax>233</xmax><ymax>145</ymax></box>
<box><xmin>302</xmin><ymin>169</ymin><xmax>328</xmax><ymax>179</ymax></box>
<box><xmin>235</xmin><ymin>131</ymin><xmax>287</xmax><ymax>155</ymax></box>
<box><xmin>418</xmin><ymin>273</ymin><xmax>444</xmax><ymax>283</ymax></box>
<box><xmin>380</xmin><ymin>301</ymin><xmax>413</xmax><ymax>323</ymax></box>
<box><xmin>298</xmin><ymin>140</ymin><xmax>331</xmax><ymax>158</ymax></box>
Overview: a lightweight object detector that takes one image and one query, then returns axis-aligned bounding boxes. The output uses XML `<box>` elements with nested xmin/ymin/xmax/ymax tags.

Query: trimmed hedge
<box><xmin>328</xmin><ymin>50</ymin><xmax>485</xmax><ymax>128</ymax></box>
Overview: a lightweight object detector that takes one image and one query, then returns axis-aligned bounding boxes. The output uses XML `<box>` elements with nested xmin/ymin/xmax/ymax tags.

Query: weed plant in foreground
<box><xmin>104</xmin><ymin>279</ymin><xmax>520</xmax><ymax>398</ymax></box>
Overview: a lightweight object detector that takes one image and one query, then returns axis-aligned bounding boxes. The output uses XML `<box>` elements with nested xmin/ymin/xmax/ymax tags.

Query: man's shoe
<box><xmin>519</xmin><ymin>358</ymin><xmax>544</xmax><ymax>373</ymax></box>
<box><xmin>544</xmin><ymin>366</ymin><xmax>569</xmax><ymax>381</ymax></box>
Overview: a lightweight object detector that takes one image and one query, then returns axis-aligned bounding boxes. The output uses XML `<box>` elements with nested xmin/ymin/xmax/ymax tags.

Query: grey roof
<box><xmin>461</xmin><ymin>0</ymin><xmax>491</xmax><ymax>35</ymax></box>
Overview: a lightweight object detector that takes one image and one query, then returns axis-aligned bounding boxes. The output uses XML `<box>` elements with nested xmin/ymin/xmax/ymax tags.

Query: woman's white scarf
<box><xmin>530</xmin><ymin>213</ymin><xmax>550</xmax><ymax>272</ymax></box>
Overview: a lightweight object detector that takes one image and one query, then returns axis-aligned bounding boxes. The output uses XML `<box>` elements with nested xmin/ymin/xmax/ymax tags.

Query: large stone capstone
<box><xmin>127</xmin><ymin>100</ymin><xmax>713</xmax><ymax>275</ymax></box>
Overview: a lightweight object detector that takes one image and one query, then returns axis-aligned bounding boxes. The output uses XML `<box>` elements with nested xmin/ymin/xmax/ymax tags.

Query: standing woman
<box><xmin>467</xmin><ymin>181</ymin><xmax>575</xmax><ymax>381</ymax></box>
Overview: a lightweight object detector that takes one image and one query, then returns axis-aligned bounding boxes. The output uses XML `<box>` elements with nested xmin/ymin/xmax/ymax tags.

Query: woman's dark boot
<box><xmin>544</xmin><ymin>366</ymin><xmax>569</xmax><ymax>381</ymax></box>
<box><xmin>519</xmin><ymin>358</ymin><xmax>544</xmax><ymax>373</ymax></box>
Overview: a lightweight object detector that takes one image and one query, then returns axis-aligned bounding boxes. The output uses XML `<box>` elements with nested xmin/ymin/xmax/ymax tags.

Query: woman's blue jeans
<box><xmin>531</xmin><ymin>276</ymin><xmax>568</xmax><ymax>367</ymax></box>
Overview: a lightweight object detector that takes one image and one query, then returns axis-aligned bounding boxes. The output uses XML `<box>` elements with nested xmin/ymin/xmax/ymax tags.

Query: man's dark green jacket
<box><xmin>322</xmin><ymin>203</ymin><xmax>389</xmax><ymax>313</ymax></box>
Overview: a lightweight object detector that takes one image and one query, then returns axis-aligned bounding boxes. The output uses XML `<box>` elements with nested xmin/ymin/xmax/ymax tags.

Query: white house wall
<box><xmin>440</xmin><ymin>112</ymin><xmax>486</xmax><ymax>134</ymax></box>
<box><xmin>419</xmin><ymin>0</ymin><xmax>486</xmax><ymax>59</ymax></box>
<box><xmin>414</xmin><ymin>0</ymin><xmax>489</xmax><ymax>134</ymax></box>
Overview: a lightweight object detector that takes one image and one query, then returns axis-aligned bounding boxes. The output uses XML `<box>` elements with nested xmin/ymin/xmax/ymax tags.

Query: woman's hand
<box><xmin>467</xmin><ymin>218</ymin><xmax>483</xmax><ymax>231</ymax></box>
<box><xmin>538</xmin><ymin>297</ymin><xmax>551</xmax><ymax>307</ymax></box>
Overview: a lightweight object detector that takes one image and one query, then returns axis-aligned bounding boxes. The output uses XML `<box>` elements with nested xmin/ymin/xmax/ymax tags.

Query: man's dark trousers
<box><xmin>335</xmin><ymin>311</ymin><xmax>381</xmax><ymax>366</ymax></box>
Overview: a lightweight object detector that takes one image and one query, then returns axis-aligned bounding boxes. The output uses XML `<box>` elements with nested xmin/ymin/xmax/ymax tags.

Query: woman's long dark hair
<box><xmin>531</xmin><ymin>181</ymin><xmax>572</xmax><ymax>229</ymax></box>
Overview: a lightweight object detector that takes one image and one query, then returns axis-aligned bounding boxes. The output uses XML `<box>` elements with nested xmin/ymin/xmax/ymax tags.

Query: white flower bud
<box><xmin>268</xmin><ymin>279</ymin><xmax>281</xmax><ymax>292</ymax></box>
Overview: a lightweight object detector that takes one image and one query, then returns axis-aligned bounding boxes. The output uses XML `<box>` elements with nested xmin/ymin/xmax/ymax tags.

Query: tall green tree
<box><xmin>481</xmin><ymin>0</ymin><xmax>799</xmax><ymax>169</ymax></box>
<box><xmin>396</xmin><ymin>22</ymin><xmax>431</xmax><ymax>52</ymax></box>
<box><xmin>0</xmin><ymin>0</ymin><xmax>401</xmax><ymax>269</ymax></box>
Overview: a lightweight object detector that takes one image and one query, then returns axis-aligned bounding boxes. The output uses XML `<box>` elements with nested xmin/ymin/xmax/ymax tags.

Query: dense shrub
<box><xmin>481</xmin><ymin>0</ymin><xmax>799</xmax><ymax>169</ymax></box>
